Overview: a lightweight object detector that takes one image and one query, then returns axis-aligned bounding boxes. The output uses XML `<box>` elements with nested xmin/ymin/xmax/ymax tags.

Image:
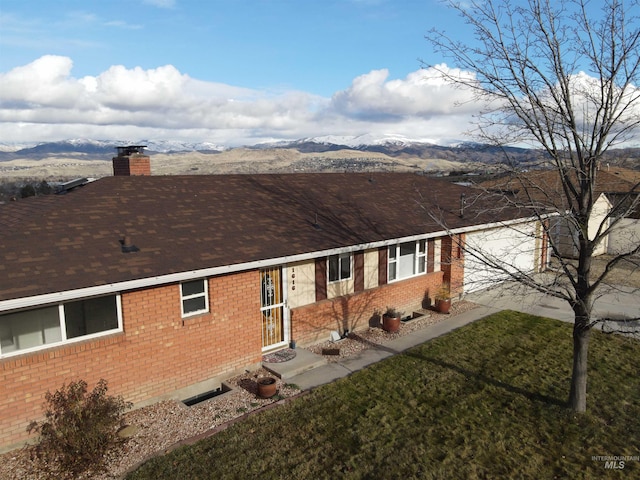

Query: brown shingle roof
<box><xmin>478</xmin><ymin>167</ymin><xmax>640</xmax><ymax>210</ymax></box>
<box><xmin>0</xmin><ymin>173</ymin><xmax>528</xmax><ymax>302</ymax></box>
<box><xmin>602</xmin><ymin>166</ymin><xmax>640</xmax><ymax>186</ymax></box>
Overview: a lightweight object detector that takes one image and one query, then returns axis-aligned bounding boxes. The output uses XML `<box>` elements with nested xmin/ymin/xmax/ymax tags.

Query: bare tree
<box><xmin>425</xmin><ymin>0</ymin><xmax>640</xmax><ymax>411</ymax></box>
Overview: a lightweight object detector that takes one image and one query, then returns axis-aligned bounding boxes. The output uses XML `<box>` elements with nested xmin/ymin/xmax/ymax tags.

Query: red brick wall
<box><xmin>0</xmin><ymin>235</ymin><xmax>467</xmax><ymax>449</ymax></box>
<box><xmin>441</xmin><ymin>233</ymin><xmax>465</xmax><ymax>296</ymax></box>
<box><xmin>291</xmin><ymin>270</ymin><xmax>445</xmax><ymax>347</ymax></box>
<box><xmin>291</xmin><ymin>235</ymin><xmax>465</xmax><ymax>347</ymax></box>
<box><xmin>0</xmin><ymin>270</ymin><xmax>262</xmax><ymax>449</ymax></box>
<box><xmin>112</xmin><ymin>155</ymin><xmax>151</xmax><ymax>176</ymax></box>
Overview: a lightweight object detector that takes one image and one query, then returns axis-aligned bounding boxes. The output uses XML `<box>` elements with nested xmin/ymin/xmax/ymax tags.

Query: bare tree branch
<box><xmin>424</xmin><ymin>0</ymin><xmax>640</xmax><ymax>411</ymax></box>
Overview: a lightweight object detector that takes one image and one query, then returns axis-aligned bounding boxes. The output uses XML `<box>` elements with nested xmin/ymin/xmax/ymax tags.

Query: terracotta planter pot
<box><xmin>435</xmin><ymin>298</ymin><xmax>451</xmax><ymax>314</ymax></box>
<box><xmin>382</xmin><ymin>313</ymin><xmax>401</xmax><ymax>333</ymax></box>
<box><xmin>257</xmin><ymin>377</ymin><xmax>277</xmax><ymax>398</ymax></box>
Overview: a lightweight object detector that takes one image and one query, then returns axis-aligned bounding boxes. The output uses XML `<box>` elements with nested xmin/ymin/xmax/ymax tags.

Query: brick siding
<box><xmin>112</xmin><ymin>155</ymin><xmax>151</xmax><ymax>176</ymax></box>
<box><xmin>0</xmin><ymin>270</ymin><xmax>262</xmax><ymax>449</ymax></box>
<box><xmin>291</xmin><ymin>270</ymin><xmax>446</xmax><ymax>347</ymax></box>
<box><xmin>291</xmin><ymin>234</ymin><xmax>464</xmax><ymax>347</ymax></box>
<box><xmin>0</xmin><ymin>234</ymin><xmax>466</xmax><ymax>449</ymax></box>
<box><xmin>441</xmin><ymin>233</ymin><xmax>465</xmax><ymax>295</ymax></box>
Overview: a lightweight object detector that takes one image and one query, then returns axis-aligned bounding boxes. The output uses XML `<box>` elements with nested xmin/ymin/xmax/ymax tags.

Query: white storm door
<box><xmin>260</xmin><ymin>266</ymin><xmax>289</xmax><ymax>350</ymax></box>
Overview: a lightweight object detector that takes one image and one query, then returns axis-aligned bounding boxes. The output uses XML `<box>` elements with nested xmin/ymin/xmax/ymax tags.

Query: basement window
<box><xmin>0</xmin><ymin>295</ymin><xmax>123</xmax><ymax>358</ymax></box>
<box><xmin>181</xmin><ymin>279</ymin><xmax>209</xmax><ymax>317</ymax></box>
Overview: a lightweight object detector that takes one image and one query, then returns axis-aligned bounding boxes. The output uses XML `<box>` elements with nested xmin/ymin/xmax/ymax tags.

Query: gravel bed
<box><xmin>0</xmin><ymin>301</ymin><xmax>477</xmax><ymax>479</ymax></box>
<box><xmin>308</xmin><ymin>300</ymin><xmax>476</xmax><ymax>361</ymax></box>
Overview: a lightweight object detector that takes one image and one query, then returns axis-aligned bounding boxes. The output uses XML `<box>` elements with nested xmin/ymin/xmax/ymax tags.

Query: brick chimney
<box><xmin>113</xmin><ymin>145</ymin><xmax>151</xmax><ymax>176</ymax></box>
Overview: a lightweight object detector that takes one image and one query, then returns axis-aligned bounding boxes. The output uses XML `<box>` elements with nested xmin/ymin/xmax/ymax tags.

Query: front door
<box><xmin>260</xmin><ymin>266</ymin><xmax>288</xmax><ymax>351</ymax></box>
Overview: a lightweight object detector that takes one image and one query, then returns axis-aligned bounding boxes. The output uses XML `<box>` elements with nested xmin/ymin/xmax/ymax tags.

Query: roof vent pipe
<box><xmin>120</xmin><ymin>235</ymin><xmax>140</xmax><ymax>253</ymax></box>
<box><xmin>460</xmin><ymin>193</ymin><xmax>466</xmax><ymax>218</ymax></box>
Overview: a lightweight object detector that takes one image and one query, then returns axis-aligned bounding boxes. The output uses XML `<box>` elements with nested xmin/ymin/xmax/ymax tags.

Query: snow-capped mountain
<box><xmin>255</xmin><ymin>134</ymin><xmax>442</xmax><ymax>150</ymax></box>
<box><xmin>0</xmin><ymin>134</ymin><xmax>460</xmax><ymax>157</ymax></box>
<box><xmin>0</xmin><ymin>139</ymin><xmax>227</xmax><ymax>156</ymax></box>
<box><xmin>138</xmin><ymin>139</ymin><xmax>227</xmax><ymax>153</ymax></box>
<box><xmin>302</xmin><ymin>133</ymin><xmax>440</xmax><ymax>148</ymax></box>
<box><xmin>0</xmin><ymin>135</ymin><xmax>545</xmax><ymax>166</ymax></box>
<box><xmin>0</xmin><ymin>142</ymin><xmax>36</xmax><ymax>153</ymax></box>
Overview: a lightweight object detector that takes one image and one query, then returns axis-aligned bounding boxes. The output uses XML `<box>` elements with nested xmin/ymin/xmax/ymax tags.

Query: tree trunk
<box><xmin>568</xmin><ymin>319</ymin><xmax>591</xmax><ymax>412</ymax></box>
<box><xmin>568</xmin><ymin>229</ymin><xmax>593</xmax><ymax>412</ymax></box>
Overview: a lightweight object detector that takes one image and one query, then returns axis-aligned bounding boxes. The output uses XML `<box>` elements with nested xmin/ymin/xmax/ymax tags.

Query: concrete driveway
<box><xmin>464</xmin><ymin>279</ymin><xmax>640</xmax><ymax>338</ymax></box>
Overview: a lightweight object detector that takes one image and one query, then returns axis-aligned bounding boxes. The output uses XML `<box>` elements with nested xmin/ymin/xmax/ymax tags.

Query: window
<box><xmin>181</xmin><ymin>279</ymin><xmax>209</xmax><ymax>317</ymax></box>
<box><xmin>0</xmin><ymin>295</ymin><xmax>122</xmax><ymax>357</ymax></box>
<box><xmin>65</xmin><ymin>296</ymin><xmax>119</xmax><ymax>339</ymax></box>
<box><xmin>417</xmin><ymin>239</ymin><xmax>427</xmax><ymax>273</ymax></box>
<box><xmin>328</xmin><ymin>253</ymin><xmax>352</xmax><ymax>282</ymax></box>
<box><xmin>388</xmin><ymin>240</ymin><xmax>427</xmax><ymax>282</ymax></box>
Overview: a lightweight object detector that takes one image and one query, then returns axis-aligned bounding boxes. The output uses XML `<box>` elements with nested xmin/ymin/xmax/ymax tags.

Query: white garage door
<box><xmin>464</xmin><ymin>224</ymin><xmax>538</xmax><ymax>293</ymax></box>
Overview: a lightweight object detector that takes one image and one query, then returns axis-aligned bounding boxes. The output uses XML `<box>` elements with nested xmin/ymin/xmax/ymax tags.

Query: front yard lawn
<box><xmin>126</xmin><ymin>311</ymin><xmax>640</xmax><ymax>479</ymax></box>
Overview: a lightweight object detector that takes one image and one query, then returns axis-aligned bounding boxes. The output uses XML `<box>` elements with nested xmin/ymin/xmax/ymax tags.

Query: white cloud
<box><xmin>330</xmin><ymin>66</ymin><xmax>480</xmax><ymax>119</ymax></box>
<box><xmin>1</xmin><ymin>55</ymin><xmax>637</xmax><ymax>148</ymax></box>
<box><xmin>103</xmin><ymin>20</ymin><xmax>144</xmax><ymax>30</ymax></box>
<box><xmin>142</xmin><ymin>0</ymin><xmax>176</xmax><ymax>8</ymax></box>
<box><xmin>0</xmin><ymin>56</ymin><xmax>89</xmax><ymax>109</ymax></box>
<box><xmin>0</xmin><ymin>55</ymin><xmax>488</xmax><ymax>146</ymax></box>
<box><xmin>65</xmin><ymin>11</ymin><xmax>99</xmax><ymax>23</ymax></box>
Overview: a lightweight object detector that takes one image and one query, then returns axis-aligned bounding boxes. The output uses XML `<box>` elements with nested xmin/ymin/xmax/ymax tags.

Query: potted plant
<box><xmin>382</xmin><ymin>307</ymin><xmax>402</xmax><ymax>333</ymax></box>
<box><xmin>256</xmin><ymin>377</ymin><xmax>277</xmax><ymax>398</ymax></box>
<box><xmin>434</xmin><ymin>282</ymin><xmax>452</xmax><ymax>314</ymax></box>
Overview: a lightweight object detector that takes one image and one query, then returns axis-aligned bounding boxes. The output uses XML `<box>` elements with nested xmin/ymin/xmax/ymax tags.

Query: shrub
<box><xmin>27</xmin><ymin>379</ymin><xmax>132</xmax><ymax>479</ymax></box>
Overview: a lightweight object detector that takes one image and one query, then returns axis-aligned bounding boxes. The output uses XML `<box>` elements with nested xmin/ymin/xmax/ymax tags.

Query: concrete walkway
<box><xmin>466</xmin><ymin>281</ymin><xmax>640</xmax><ymax>333</ymax></box>
<box><xmin>271</xmin><ymin>281</ymin><xmax>639</xmax><ymax>392</ymax></box>
<box><xmin>283</xmin><ymin>304</ymin><xmax>499</xmax><ymax>391</ymax></box>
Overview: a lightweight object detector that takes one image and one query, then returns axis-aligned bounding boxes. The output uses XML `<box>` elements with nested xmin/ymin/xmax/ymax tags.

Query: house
<box><xmin>479</xmin><ymin>166</ymin><xmax>640</xmax><ymax>259</ymax></box>
<box><xmin>0</xmin><ymin>148</ymin><xmax>547</xmax><ymax>450</ymax></box>
<box><xmin>606</xmin><ymin>191</ymin><xmax>640</xmax><ymax>255</ymax></box>
<box><xmin>602</xmin><ymin>167</ymin><xmax>640</xmax><ymax>255</ymax></box>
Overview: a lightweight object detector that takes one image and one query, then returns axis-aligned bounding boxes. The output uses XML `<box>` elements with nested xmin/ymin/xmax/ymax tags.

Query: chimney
<box><xmin>113</xmin><ymin>145</ymin><xmax>151</xmax><ymax>176</ymax></box>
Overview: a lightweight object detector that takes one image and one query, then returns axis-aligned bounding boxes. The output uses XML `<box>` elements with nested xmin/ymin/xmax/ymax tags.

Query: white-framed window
<box><xmin>181</xmin><ymin>279</ymin><xmax>209</xmax><ymax>317</ymax></box>
<box><xmin>388</xmin><ymin>240</ymin><xmax>427</xmax><ymax>282</ymax></box>
<box><xmin>328</xmin><ymin>253</ymin><xmax>352</xmax><ymax>283</ymax></box>
<box><xmin>0</xmin><ymin>295</ymin><xmax>123</xmax><ymax>358</ymax></box>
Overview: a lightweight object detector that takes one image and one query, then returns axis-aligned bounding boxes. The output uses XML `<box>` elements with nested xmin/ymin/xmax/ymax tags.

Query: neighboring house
<box><xmin>606</xmin><ymin>191</ymin><xmax>640</xmax><ymax>255</ymax></box>
<box><xmin>479</xmin><ymin>166</ymin><xmax>640</xmax><ymax>259</ymax></box>
<box><xmin>0</xmin><ymin>148</ymin><xmax>546</xmax><ymax>450</ymax></box>
<box><xmin>603</xmin><ymin>167</ymin><xmax>640</xmax><ymax>255</ymax></box>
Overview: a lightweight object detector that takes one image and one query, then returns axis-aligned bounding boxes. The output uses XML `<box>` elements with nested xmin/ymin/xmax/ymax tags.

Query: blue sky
<box><xmin>2</xmin><ymin>0</ymin><xmax>635</xmax><ymax>148</ymax></box>
<box><xmin>1</xmin><ymin>0</ymin><xmax>455</xmax><ymax>95</ymax></box>
<box><xmin>1</xmin><ymin>0</ymin><xmax>480</xmax><ymax>146</ymax></box>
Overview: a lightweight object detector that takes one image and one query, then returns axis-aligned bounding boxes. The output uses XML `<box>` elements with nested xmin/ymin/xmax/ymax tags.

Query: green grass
<box><xmin>126</xmin><ymin>311</ymin><xmax>640</xmax><ymax>479</ymax></box>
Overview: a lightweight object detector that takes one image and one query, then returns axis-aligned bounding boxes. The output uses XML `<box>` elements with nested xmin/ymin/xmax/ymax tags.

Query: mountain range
<box><xmin>0</xmin><ymin>135</ymin><xmax>636</xmax><ymax>172</ymax></box>
<box><xmin>0</xmin><ymin>135</ymin><xmax>545</xmax><ymax>165</ymax></box>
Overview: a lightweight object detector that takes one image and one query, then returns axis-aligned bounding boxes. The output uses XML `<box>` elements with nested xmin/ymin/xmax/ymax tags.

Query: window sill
<box><xmin>0</xmin><ymin>330</ymin><xmax>124</xmax><ymax>361</ymax></box>
<box><xmin>181</xmin><ymin>309</ymin><xmax>209</xmax><ymax>319</ymax></box>
<box><xmin>388</xmin><ymin>271</ymin><xmax>430</xmax><ymax>283</ymax></box>
<box><xmin>181</xmin><ymin>312</ymin><xmax>211</xmax><ymax>326</ymax></box>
